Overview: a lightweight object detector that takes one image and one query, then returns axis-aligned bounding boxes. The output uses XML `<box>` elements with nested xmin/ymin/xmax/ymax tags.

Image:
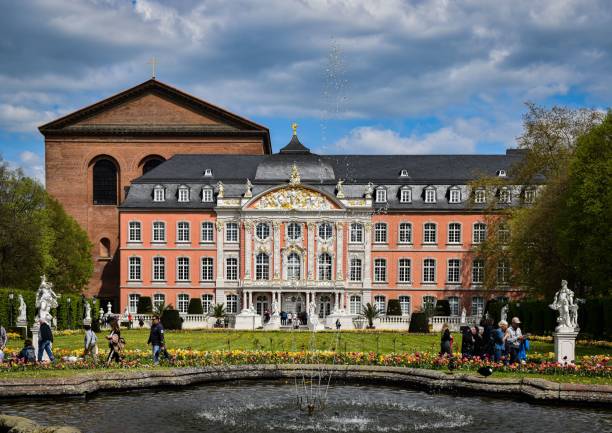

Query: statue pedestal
<box><xmin>326</xmin><ymin>313</ymin><xmax>354</xmax><ymax>330</ymax></box>
<box><xmin>307</xmin><ymin>319</ymin><xmax>325</xmax><ymax>332</ymax></box>
<box><xmin>234</xmin><ymin>311</ymin><xmax>262</xmax><ymax>330</ymax></box>
<box><xmin>31</xmin><ymin>324</ymin><xmax>49</xmax><ymax>362</ymax></box>
<box><xmin>83</xmin><ymin>319</ymin><xmax>92</xmax><ymax>326</ymax></box>
<box><xmin>264</xmin><ymin>313</ymin><xmax>281</xmax><ymax>330</ymax></box>
<box><xmin>553</xmin><ymin>330</ymin><xmax>579</xmax><ymax>364</ymax></box>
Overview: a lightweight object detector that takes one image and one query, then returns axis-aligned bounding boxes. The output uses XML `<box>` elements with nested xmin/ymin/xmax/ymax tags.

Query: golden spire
<box><xmin>291</xmin><ymin>122</ymin><xmax>298</xmax><ymax>136</ymax></box>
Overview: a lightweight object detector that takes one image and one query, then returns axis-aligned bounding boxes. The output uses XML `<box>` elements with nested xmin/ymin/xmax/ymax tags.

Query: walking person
<box><xmin>0</xmin><ymin>321</ymin><xmax>7</xmax><ymax>363</ymax></box>
<box><xmin>335</xmin><ymin>318</ymin><xmax>341</xmax><ymax>331</ymax></box>
<box><xmin>147</xmin><ymin>315</ymin><xmax>165</xmax><ymax>365</ymax></box>
<box><xmin>37</xmin><ymin>318</ymin><xmax>55</xmax><ymax>362</ymax></box>
<box><xmin>83</xmin><ymin>324</ymin><xmax>98</xmax><ymax>363</ymax></box>
<box><xmin>506</xmin><ymin>317</ymin><xmax>523</xmax><ymax>364</ymax></box>
<box><xmin>439</xmin><ymin>325</ymin><xmax>453</xmax><ymax>357</ymax></box>
<box><xmin>106</xmin><ymin>319</ymin><xmax>123</xmax><ymax>365</ymax></box>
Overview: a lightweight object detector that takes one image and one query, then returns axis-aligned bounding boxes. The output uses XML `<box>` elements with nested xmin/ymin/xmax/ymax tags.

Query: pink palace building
<box><xmin>118</xmin><ymin>130</ymin><xmax>529</xmax><ymax>324</ymax></box>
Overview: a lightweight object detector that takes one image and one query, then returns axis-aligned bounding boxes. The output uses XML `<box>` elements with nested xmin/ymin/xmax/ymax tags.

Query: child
<box><xmin>17</xmin><ymin>339</ymin><xmax>36</xmax><ymax>363</ymax></box>
<box><xmin>83</xmin><ymin>325</ymin><xmax>98</xmax><ymax>363</ymax></box>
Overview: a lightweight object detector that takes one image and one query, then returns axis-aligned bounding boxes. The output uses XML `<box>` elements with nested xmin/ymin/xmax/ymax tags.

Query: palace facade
<box><xmin>117</xmin><ymin>131</ymin><xmax>528</xmax><ymax>320</ymax></box>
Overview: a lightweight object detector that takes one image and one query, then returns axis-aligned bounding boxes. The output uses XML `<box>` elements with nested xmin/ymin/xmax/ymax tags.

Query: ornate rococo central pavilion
<box><xmin>118</xmin><ymin>125</ymin><xmax>529</xmax><ymax>325</ymax></box>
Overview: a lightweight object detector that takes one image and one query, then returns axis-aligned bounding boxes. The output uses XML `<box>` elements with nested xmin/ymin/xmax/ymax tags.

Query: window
<box><xmin>255</xmin><ymin>253</ymin><xmax>270</xmax><ymax>280</ymax></box>
<box><xmin>153</xmin><ymin>185</ymin><xmax>165</xmax><ymax>202</ymax></box>
<box><xmin>424</xmin><ymin>187</ymin><xmax>436</xmax><ymax>203</ymax></box>
<box><xmin>399</xmin><ymin>223</ymin><xmax>412</xmax><ymax>244</ymax></box>
<box><xmin>448</xmin><ymin>296</ymin><xmax>460</xmax><ymax>316</ymax></box>
<box><xmin>474</xmin><ymin>189</ymin><xmax>486</xmax><ymax>204</ymax></box>
<box><xmin>350</xmin><ymin>223</ymin><xmax>363</xmax><ymax>243</ymax></box>
<box><xmin>226</xmin><ymin>257</ymin><xmax>238</xmax><ymax>281</ymax></box>
<box><xmin>400</xmin><ymin>169</ymin><xmax>409</xmax><ymax>177</ymax></box>
<box><xmin>201</xmin><ymin>294</ymin><xmax>213</xmax><ymax>313</ymax></box>
<box><xmin>422</xmin><ymin>295</ymin><xmax>436</xmax><ymax>312</ymax></box>
<box><xmin>350</xmin><ymin>295</ymin><xmax>362</xmax><ymax>315</ymax></box>
<box><xmin>226</xmin><ymin>222</ymin><xmax>238</xmax><ymax>243</ymax></box>
<box><xmin>201</xmin><ymin>222</ymin><xmax>214</xmax><ymax>242</ymax></box>
<box><xmin>142</xmin><ymin>157</ymin><xmax>164</xmax><ymax>174</ymax></box>
<box><xmin>447</xmin><ymin>259</ymin><xmax>461</xmax><ymax>283</ymax></box>
<box><xmin>496</xmin><ymin>170</ymin><xmax>507</xmax><ymax>177</ymax></box>
<box><xmin>423</xmin><ymin>258</ymin><xmax>436</xmax><ymax>283</ymax></box>
<box><xmin>374</xmin><ymin>258</ymin><xmax>386</xmax><ymax>282</ymax></box>
<box><xmin>318</xmin><ymin>223</ymin><xmax>332</xmax><ymax>240</ymax></box>
<box><xmin>374</xmin><ymin>295</ymin><xmax>386</xmax><ymax>314</ymax></box>
<box><xmin>287</xmin><ymin>253</ymin><xmax>300</xmax><ymax>279</ymax></box>
<box><xmin>128</xmin><ymin>257</ymin><xmax>141</xmax><ymax>281</ymax></box>
<box><xmin>498</xmin><ymin>224</ymin><xmax>510</xmax><ymax>244</ymax></box>
<box><xmin>524</xmin><ymin>188</ymin><xmax>536</xmax><ymax>204</ymax></box>
<box><xmin>177</xmin><ymin>257</ymin><xmax>190</xmax><ymax>281</ymax></box>
<box><xmin>318</xmin><ymin>253</ymin><xmax>333</xmax><ymax>280</ymax></box>
<box><xmin>201</xmin><ymin>257</ymin><xmax>214</xmax><ymax>281</ymax></box>
<box><xmin>473</xmin><ymin>223</ymin><xmax>486</xmax><ymax>244</ymax></box>
<box><xmin>399</xmin><ymin>296</ymin><xmax>411</xmax><ymax>315</ymax></box>
<box><xmin>152</xmin><ymin>221</ymin><xmax>166</xmax><ymax>242</ymax></box>
<box><xmin>400</xmin><ymin>188</ymin><xmax>412</xmax><ymax>203</ymax></box>
<box><xmin>449</xmin><ymin>188</ymin><xmax>461</xmax><ymax>203</ymax></box>
<box><xmin>472</xmin><ymin>259</ymin><xmax>484</xmax><ymax>284</ymax></box>
<box><xmin>423</xmin><ymin>223</ymin><xmax>437</xmax><ymax>244</ymax></box>
<box><xmin>153</xmin><ymin>294</ymin><xmax>165</xmax><ymax>310</ymax></box>
<box><xmin>226</xmin><ymin>294</ymin><xmax>238</xmax><ymax>314</ymax></box>
<box><xmin>471</xmin><ymin>296</ymin><xmax>484</xmax><ymax>317</ymax></box>
<box><xmin>287</xmin><ymin>222</ymin><xmax>302</xmax><ymax>241</ymax></box>
<box><xmin>349</xmin><ymin>258</ymin><xmax>362</xmax><ymax>281</ymax></box>
<box><xmin>92</xmin><ymin>159</ymin><xmax>117</xmax><ymax>205</ymax></box>
<box><xmin>497</xmin><ymin>259</ymin><xmax>510</xmax><ymax>284</ymax></box>
<box><xmin>204</xmin><ymin>168</ymin><xmax>213</xmax><ymax>177</ymax></box>
<box><xmin>376</xmin><ymin>188</ymin><xmax>387</xmax><ymax>203</ymax></box>
<box><xmin>374</xmin><ymin>223</ymin><xmax>387</xmax><ymax>243</ymax></box>
<box><xmin>177</xmin><ymin>221</ymin><xmax>190</xmax><ymax>242</ymax></box>
<box><xmin>398</xmin><ymin>258</ymin><xmax>411</xmax><ymax>283</ymax></box>
<box><xmin>128</xmin><ymin>221</ymin><xmax>141</xmax><ymax>242</ymax></box>
<box><xmin>256</xmin><ymin>223</ymin><xmax>270</xmax><ymax>240</ymax></box>
<box><xmin>499</xmin><ymin>188</ymin><xmax>511</xmax><ymax>203</ymax></box>
<box><xmin>178</xmin><ymin>186</ymin><xmax>189</xmax><ymax>202</ymax></box>
<box><xmin>99</xmin><ymin>238</ymin><xmax>111</xmax><ymax>258</ymax></box>
<box><xmin>448</xmin><ymin>223</ymin><xmax>461</xmax><ymax>244</ymax></box>
<box><xmin>202</xmin><ymin>187</ymin><xmax>213</xmax><ymax>202</ymax></box>
<box><xmin>128</xmin><ymin>294</ymin><xmax>140</xmax><ymax>314</ymax></box>
<box><xmin>152</xmin><ymin>256</ymin><xmax>165</xmax><ymax>281</ymax></box>
<box><xmin>177</xmin><ymin>294</ymin><xmax>189</xmax><ymax>314</ymax></box>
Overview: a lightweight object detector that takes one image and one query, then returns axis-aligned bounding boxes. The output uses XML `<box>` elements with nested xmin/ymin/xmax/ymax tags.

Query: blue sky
<box><xmin>1</xmin><ymin>0</ymin><xmax>610</xmax><ymax>182</ymax></box>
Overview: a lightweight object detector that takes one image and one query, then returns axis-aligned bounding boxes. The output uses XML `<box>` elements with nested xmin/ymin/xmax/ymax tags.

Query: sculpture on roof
<box><xmin>365</xmin><ymin>182</ymin><xmax>374</xmax><ymax>199</ymax></box>
<box><xmin>244</xmin><ymin>179</ymin><xmax>253</xmax><ymax>198</ymax></box>
<box><xmin>216</xmin><ymin>181</ymin><xmax>225</xmax><ymax>198</ymax></box>
<box><xmin>336</xmin><ymin>179</ymin><xmax>345</xmax><ymax>199</ymax></box>
<box><xmin>289</xmin><ymin>163</ymin><xmax>301</xmax><ymax>185</ymax></box>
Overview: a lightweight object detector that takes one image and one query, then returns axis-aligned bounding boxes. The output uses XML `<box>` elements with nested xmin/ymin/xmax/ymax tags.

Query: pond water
<box><xmin>1</xmin><ymin>381</ymin><xmax>611</xmax><ymax>433</ymax></box>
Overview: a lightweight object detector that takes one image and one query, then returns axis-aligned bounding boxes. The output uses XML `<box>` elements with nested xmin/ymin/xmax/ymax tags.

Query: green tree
<box><xmin>361</xmin><ymin>303</ymin><xmax>380</xmax><ymax>329</ymax></box>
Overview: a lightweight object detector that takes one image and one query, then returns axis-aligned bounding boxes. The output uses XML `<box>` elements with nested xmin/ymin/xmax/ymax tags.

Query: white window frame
<box><xmin>449</xmin><ymin>187</ymin><xmax>461</xmax><ymax>204</ymax></box>
<box><xmin>177</xmin><ymin>221</ymin><xmax>190</xmax><ymax>243</ymax></box>
<box><xmin>398</xmin><ymin>222</ymin><xmax>412</xmax><ymax>244</ymax></box>
<box><xmin>400</xmin><ymin>187</ymin><xmax>412</xmax><ymax>203</ymax></box>
<box><xmin>225</xmin><ymin>222</ymin><xmax>239</xmax><ymax>243</ymax></box>
<box><xmin>349</xmin><ymin>295</ymin><xmax>362</xmax><ymax>315</ymax></box>
<box><xmin>447</xmin><ymin>259</ymin><xmax>461</xmax><ymax>284</ymax></box>
<box><xmin>201</xmin><ymin>294</ymin><xmax>214</xmax><ymax>313</ymax></box>
<box><xmin>152</xmin><ymin>221</ymin><xmax>166</xmax><ymax>243</ymax></box>
<box><xmin>499</xmin><ymin>188</ymin><xmax>511</xmax><ymax>204</ymax></box>
<box><xmin>176</xmin><ymin>257</ymin><xmax>190</xmax><ymax>282</ymax></box>
<box><xmin>524</xmin><ymin>188</ymin><xmax>536</xmax><ymax>204</ymax></box>
<box><xmin>201</xmin><ymin>257</ymin><xmax>214</xmax><ymax>281</ymax></box>
<box><xmin>472</xmin><ymin>259</ymin><xmax>484</xmax><ymax>284</ymax></box>
<box><xmin>255</xmin><ymin>253</ymin><xmax>270</xmax><ymax>280</ymax></box>
<box><xmin>350</xmin><ymin>223</ymin><xmax>363</xmax><ymax>243</ymax></box>
<box><xmin>226</xmin><ymin>294</ymin><xmax>238</xmax><ymax>314</ymax></box>
<box><xmin>201</xmin><ymin>222</ymin><xmax>214</xmax><ymax>243</ymax></box>
<box><xmin>225</xmin><ymin>257</ymin><xmax>239</xmax><ymax>281</ymax></box>
<box><xmin>374</xmin><ymin>258</ymin><xmax>386</xmax><ymax>282</ymax></box>
<box><xmin>153</xmin><ymin>294</ymin><xmax>165</xmax><ymax>310</ymax></box>
<box><xmin>474</xmin><ymin>188</ymin><xmax>486</xmax><ymax>204</ymax></box>
<box><xmin>374</xmin><ymin>295</ymin><xmax>386</xmax><ymax>314</ymax></box>
<box><xmin>448</xmin><ymin>296</ymin><xmax>460</xmax><ymax>316</ymax></box>
<box><xmin>375</xmin><ymin>188</ymin><xmax>387</xmax><ymax>203</ymax></box>
<box><xmin>318</xmin><ymin>223</ymin><xmax>333</xmax><ymax>241</ymax></box>
<box><xmin>128</xmin><ymin>256</ymin><xmax>141</xmax><ymax>281</ymax></box>
<box><xmin>349</xmin><ymin>257</ymin><xmax>362</xmax><ymax>282</ymax></box>
<box><xmin>374</xmin><ymin>222</ymin><xmax>387</xmax><ymax>243</ymax></box>
<box><xmin>287</xmin><ymin>253</ymin><xmax>301</xmax><ymax>280</ymax></box>
<box><xmin>473</xmin><ymin>223</ymin><xmax>487</xmax><ymax>244</ymax></box>
<box><xmin>423</xmin><ymin>222</ymin><xmax>437</xmax><ymax>244</ymax></box>
<box><xmin>422</xmin><ymin>295</ymin><xmax>437</xmax><ymax>312</ymax></box>
<box><xmin>204</xmin><ymin>169</ymin><xmax>213</xmax><ymax>177</ymax></box>
<box><xmin>202</xmin><ymin>187</ymin><xmax>213</xmax><ymax>202</ymax></box>
<box><xmin>471</xmin><ymin>296</ymin><xmax>484</xmax><ymax>317</ymax></box>
<box><xmin>399</xmin><ymin>296</ymin><xmax>411</xmax><ymax>316</ymax></box>
<box><xmin>498</xmin><ymin>224</ymin><xmax>510</xmax><ymax>244</ymax></box>
<box><xmin>317</xmin><ymin>253</ymin><xmax>333</xmax><ymax>281</ymax></box>
<box><xmin>153</xmin><ymin>185</ymin><xmax>165</xmax><ymax>202</ymax></box>
<box><xmin>128</xmin><ymin>294</ymin><xmax>140</xmax><ymax>314</ymax></box>
<box><xmin>398</xmin><ymin>258</ymin><xmax>411</xmax><ymax>283</ymax></box>
<box><xmin>178</xmin><ymin>185</ymin><xmax>190</xmax><ymax>203</ymax></box>
<box><xmin>448</xmin><ymin>222</ymin><xmax>461</xmax><ymax>244</ymax></box>
<box><xmin>177</xmin><ymin>294</ymin><xmax>189</xmax><ymax>314</ymax></box>
<box><xmin>287</xmin><ymin>222</ymin><xmax>302</xmax><ymax>241</ymax></box>
<box><xmin>423</xmin><ymin>258</ymin><xmax>436</xmax><ymax>283</ymax></box>
<box><xmin>424</xmin><ymin>187</ymin><xmax>436</xmax><ymax>203</ymax></box>
<box><xmin>255</xmin><ymin>223</ymin><xmax>270</xmax><ymax>241</ymax></box>
<box><xmin>400</xmin><ymin>169</ymin><xmax>409</xmax><ymax>177</ymax></box>
<box><xmin>128</xmin><ymin>221</ymin><xmax>142</xmax><ymax>242</ymax></box>
<box><xmin>497</xmin><ymin>259</ymin><xmax>510</xmax><ymax>285</ymax></box>
<box><xmin>152</xmin><ymin>256</ymin><xmax>165</xmax><ymax>281</ymax></box>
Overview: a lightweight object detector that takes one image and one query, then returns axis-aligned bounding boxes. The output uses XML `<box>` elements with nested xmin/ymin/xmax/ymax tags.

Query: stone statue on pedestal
<box><xmin>272</xmin><ymin>299</ymin><xmax>280</xmax><ymax>316</ymax></box>
<box><xmin>35</xmin><ymin>275</ymin><xmax>58</xmax><ymax>323</ymax></box>
<box><xmin>17</xmin><ymin>294</ymin><xmax>27</xmax><ymax>324</ymax></box>
<box><xmin>549</xmin><ymin>280</ymin><xmax>581</xmax><ymax>331</ymax></box>
<box><xmin>106</xmin><ymin>302</ymin><xmax>112</xmax><ymax>316</ymax></box>
<box><xmin>460</xmin><ymin>307</ymin><xmax>467</xmax><ymax>324</ymax></box>
<box><xmin>84</xmin><ymin>301</ymin><xmax>92</xmax><ymax>324</ymax></box>
<box><xmin>500</xmin><ymin>304</ymin><xmax>508</xmax><ymax>323</ymax></box>
<box><xmin>244</xmin><ymin>179</ymin><xmax>253</xmax><ymax>198</ymax></box>
<box><xmin>365</xmin><ymin>182</ymin><xmax>374</xmax><ymax>199</ymax></box>
<box><xmin>336</xmin><ymin>179</ymin><xmax>345</xmax><ymax>199</ymax></box>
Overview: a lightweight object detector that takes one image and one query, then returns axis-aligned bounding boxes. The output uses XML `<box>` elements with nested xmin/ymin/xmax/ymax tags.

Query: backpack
<box><xmin>24</xmin><ymin>346</ymin><xmax>36</xmax><ymax>362</ymax></box>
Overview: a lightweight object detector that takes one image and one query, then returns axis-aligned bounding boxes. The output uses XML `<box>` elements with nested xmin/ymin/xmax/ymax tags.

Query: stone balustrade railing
<box><xmin>429</xmin><ymin>315</ymin><xmax>480</xmax><ymax>332</ymax></box>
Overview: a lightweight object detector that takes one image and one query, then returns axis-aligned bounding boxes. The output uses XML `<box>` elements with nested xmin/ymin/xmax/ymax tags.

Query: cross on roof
<box><xmin>147</xmin><ymin>57</ymin><xmax>158</xmax><ymax>79</ymax></box>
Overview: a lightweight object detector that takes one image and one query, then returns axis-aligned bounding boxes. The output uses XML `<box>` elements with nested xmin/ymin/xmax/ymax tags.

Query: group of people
<box><xmin>440</xmin><ymin>316</ymin><xmax>528</xmax><ymax>364</ymax></box>
<box><xmin>279</xmin><ymin>311</ymin><xmax>305</xmax><ymax>328</ymax></box>
<box><xmin>0</xmin><ymin>314</ymin><xmax>168</xmax><ymax>366</ymax></box>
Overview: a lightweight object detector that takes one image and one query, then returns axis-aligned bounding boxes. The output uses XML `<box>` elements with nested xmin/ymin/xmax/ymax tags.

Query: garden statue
<box><xmin>17</xmin><ymin>294</ymin><xmax>27</xmax><ymax>324</ymax></box>
<box><xmin>460</xmin><ymin>307</ymin><xmax>467</xmax><ymax>324</ymax></box>
<box><xmin>244</xmin><ymin>179</ymin><xmax>253</xmax><ymax>198</ymax></box>
<box><xmin>106</xmin><ymin>301</ymin><xmax>112</xmax><ymax>315</ymax></box>
<box><xmin>549</xmin><ymin>280</ymin><xmax>581</xmax><ymax>331</ymax></box>
<box><xmin>500</xmin><ymin>304</ymin><xmax>508</xmax><ymax>323</ymax></box>
<box><xmin>272</xmin><ymin>299</ymin><xmax>280</xmax><ymax>316</ymax></box>
<box><xmin>336</xmin><ymin>179</ymin><xmax>345</xmax><ymax>198</ymax></box>
<box><xmin>84</xmin><ymin>301</ymin><xmax>92</xmax><ymax>323</ymax></box>
<box><xmin>35</xmin><ymin>275</ymin><xmax>58</xmax><ymax>323</ymax></box>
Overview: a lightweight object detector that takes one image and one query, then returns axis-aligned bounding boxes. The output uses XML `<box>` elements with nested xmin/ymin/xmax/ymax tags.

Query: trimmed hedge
<box><xmin>434</xmin><ymin>300</ymin><xmax>451</xmax><ymax>317</ymax></box>
<box><xmin>386</xmin><ymin>299</ymin><xmax>402</xmax><ymax>316</ymax></box>
<box><xmin>137</xmin><ymin>297</ymin><xmax>153</xmax><ymax>314</ymax></box>
<box><xmin>188</xmin><ymin>298</ymin><xmax>204</xmax><ymax>315</ymax></box>
<box><xmin>408</xmin><ymin>312</ymin><xmax>429</xmax><ymax>333</ymax></box>
<box><xmin>484</xmin><ymin>299</ymin><xmax>505</xmax><ymax>324</ymax></box>
<box><xmin>161</xmin><ymin>308</ymin><xmax>182</xmax><ymax>330</ymax></box>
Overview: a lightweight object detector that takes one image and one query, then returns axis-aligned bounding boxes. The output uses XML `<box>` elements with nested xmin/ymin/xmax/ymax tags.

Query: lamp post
<box><xmin>67</xmin><ymin>297</ymin><xmax>71</xmax><ymax>329</ymax></box>
<box><xmin>8</xmin><ymin>293</ymin><xmax>14</xmax><ymax>327</ymax></box>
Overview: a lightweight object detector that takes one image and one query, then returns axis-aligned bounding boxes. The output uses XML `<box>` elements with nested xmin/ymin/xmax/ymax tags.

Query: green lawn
<box><xmin>5</xmin><ymin>329</ymin><xmax>610</xmax><ymax>357</ymax></box>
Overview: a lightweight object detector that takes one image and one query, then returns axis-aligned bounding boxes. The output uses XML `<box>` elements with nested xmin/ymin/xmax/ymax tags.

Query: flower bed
<box><xmin>1</xmin><ymin>348</ymin><xmax>610</xmax><ymax>380</ymax></box>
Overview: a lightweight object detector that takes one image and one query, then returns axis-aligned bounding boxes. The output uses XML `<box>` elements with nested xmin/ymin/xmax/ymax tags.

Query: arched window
<box><xmin>255</xmin><ymin>253</ymin><xmax>270</xmax><ymax>280</ymax></box>
<box><xmin>99</xmin><ymin>238</ymin><xmax>111</xmax><ymax>258</ymax></box>
<box><xmin>142</xmin><ymin>156</ymin><xmax>165</xmax><ymax>174</ymax></box>
<box><xmin>318</xmin><ymin>253</ymin><xmax>332</xmax><ymax>280</ymax></box>
<box><xmin>92</xmin><ymin>159</ymin><xmax>117</xmax><ymax>205</ymax></box>
<box><xmin>287</xmin><ymin>253</ymin><xmax>300</xmax><ymax>279</ymax></box>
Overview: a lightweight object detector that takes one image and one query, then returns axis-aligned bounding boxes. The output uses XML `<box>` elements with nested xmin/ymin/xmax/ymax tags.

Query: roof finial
<box><xmin>147</xmin><ymin>57</ymin><xmax>158</xmax><ymax>79</ymax></box>
<box><xmin>291</xmin><ymin>122</ymin><xmax>298</xmax><ymax>136</ymax></box>
<box><xmin>289</xmin><ymin>162</ymin><xmax>301</xmax><ymax>185</ymax></box>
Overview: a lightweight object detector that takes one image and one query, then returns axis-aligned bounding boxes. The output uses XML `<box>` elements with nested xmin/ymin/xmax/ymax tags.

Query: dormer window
<box><xmin>497</xmin><ymin>170</ymin><xmax>507</xmax><ymax>177</ymax></box>
<box><xmin>449</xmin><ymin>187</ymin><xmax>461</xmax><ymax>204</ymax></box>
<box><xmin>202</xmin><ymin>187</ymin><xmax>213</xmax><ymax>202</ymax></box>
<box><xmin>153</xmin><ymin>185</ymin><xmax>165</xmax><ymax>202</ymax></box>
<box><xmin>399</xmin><ymin>187</ymin><xmax>412</xmax><ymax>203</ymax></box>
<box><xmin>375</xmin><ymin>188</ymin><xmax>387</xmax><ymax>203</ymax></box>
<box><xmin>524</xmin><ymin>188</ymin><xmax>536</xmax><ymax>204</ymax></box>
<box><xmin>424</xmin><ymin>187</ymin><xmax>436</xmax><ymax>203</ymax></box>
<box><xmin>177</xmin><ymin>185</ymin><xmax>190</xmax><ymax>203</ymax></box>
<box><xmin>474</xmin><ymin>188</ymin><xmax>486</xmax><ymax>204</ymax></box>
<box><xmin>400</xmin><ymin>169</ymin><xmax>409</xmax><ymax>177</ymax></box>
<box><xmin>499</xmin><ymin>187</ymin><xmax>511</xmax><ymax>204</ymax></box>
<box><xmin>204</xmin><ymin>169</ymin><xmax>213</xmax><ymax>177</ymax></box>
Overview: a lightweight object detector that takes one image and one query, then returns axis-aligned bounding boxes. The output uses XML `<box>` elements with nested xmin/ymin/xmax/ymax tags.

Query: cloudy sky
<box><xmin>1</xmin><ymin>0</ymin><xmax>610</xmax><ymax>182</ymax></box>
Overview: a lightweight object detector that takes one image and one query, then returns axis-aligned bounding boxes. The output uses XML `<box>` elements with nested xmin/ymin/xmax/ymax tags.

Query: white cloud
<box><xmin>5</xmin><ymin>151</ymin><xmax>45</xmax><ymax>184</ymax></box>
<box><xmin>0</xmin><ymin>104</ymin><xmax>56</xmax><ymax>132</ymax></box>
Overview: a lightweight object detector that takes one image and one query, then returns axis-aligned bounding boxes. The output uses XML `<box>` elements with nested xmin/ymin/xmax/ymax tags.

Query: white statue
<box><xmin>272</xmin><ymin>299</ymin><xmax>280</xmax><ymax>316</ymax></box>
<box><xmin>460</xmin><ymin>307</ymin><xmax>467</xmax><ymax>324</ymax></box>
<box><xmin>123</xmin><ymin>307</ymin><xmax>129</xmax><ymax>319</ymax></box>
<box><xmin>549</xmin><ymin>280</ymin><xmax>581</xmax><ymax>331</ymax></box>
<box><xmin>84</xmin><ymin>301</ymin><xmax>92</xmax><ymax>322</ymax></box>
<box><xmin>99</xmin><ymin>307</ymin><xmax>104</xmax><ymax>320</ymax></box>
<box><xmin>217</xmin><ymin>181</ymin><xmax>225</xmax><ymax>198</ymax></box>
<box><xmin>35</xmin><ymin>275</ymin><xmax>58</xmax><ymax>322</ymax></box>
<box><xmin>106</xmin><ymin>302</ymin><xmax>112</xmax><ymax>315</ymax></box>
<box><xmin>365</xmin><ymin>182</ymin><xmax>374</xmax><ymax>198</ymax></box>
<box><xmin>244</xmin><ymin>179</ymin><xmax>253</xmax><ymax>198</ymax></box>
<box><xmin>336</xmin><ymin>179</ymin><xmax>345</xmax><ymax>199</ymax></box>
<box><xmin>17</xmin><ymin>294</ymin><xmax>27</xmax><ymax>323</ymax></box>
<box><xmin>308</xmin><ymin>301</ymin><xmax>318</xmax><ymax>325</ymax></box>
<box><xmin>500</xmin><ymin>304</ymin><xmax>508</xmax><ymax>323</ymax></box>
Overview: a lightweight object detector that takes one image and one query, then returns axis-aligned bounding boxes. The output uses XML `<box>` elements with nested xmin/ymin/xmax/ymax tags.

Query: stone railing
<box><xmin>127</xmin><ymin>313</ymin><xmax>215</xmax><ymax>330</ymax></box>
<box><xmin>429</xmin><ymin>315</ymin><xmax>480</xmax><ymax>332</ymax></box>
<box><xmin>374</xmin><ymin>316</ymin><xmax>411</xmax><ymax>330</ymax></box>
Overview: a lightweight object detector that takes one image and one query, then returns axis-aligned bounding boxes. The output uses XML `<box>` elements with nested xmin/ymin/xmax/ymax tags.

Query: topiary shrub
<box><xmin>187</xmin><ymin>298</ymin><xmax>204</xmax><ymax>314</ymax></box>
<box><xmin>137</xmin><ymin>296</ymin><xmax>153</xmax><ymax>314</ymax></box>
<box><xmin>386</xmin><ymin>299</ymin><xmax>402</xmax><ymax>316</ymax></box>
<box><xmin>485</xmin><ymin>300</ymin><xmax>503</xmax><ymax>323</ymax></box>
<box><xmin>408</xmin><ymin>312</ymin><xmax>429</xmax><ymax>333</ymax></box>
<box><xmin>161</xmin><ymin>308</ymin><xmax>182</xmax><ymax>330</ymax></box>
<box><xmin>434</xmin><ymin>300</ymin><xmax>450</xmax><ymax>316</ymax></box>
